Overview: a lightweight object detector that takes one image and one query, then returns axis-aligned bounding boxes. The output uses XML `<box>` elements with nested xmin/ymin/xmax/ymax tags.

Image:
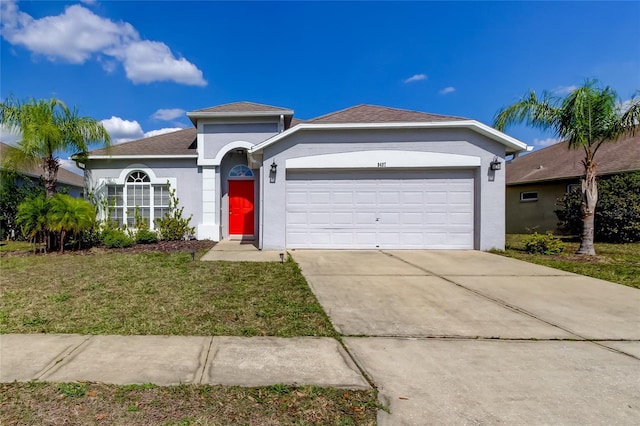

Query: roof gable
<box><xmin>506</xmin><ymin>130</ymin><xmax>640</xmax><ymax>184</ymax></box>
<box><xmin>190</xmin><ymin>101</ymin><xmax>293</xmax><ymax>114</ymax></box>
<box><xmin>88</xmin><ymin>128</ymin><xmax>197</xmax><ymax>157</ymax></box>
<box><xmin>306</xmin><ymin>104</ymin><xmax>468</xmax><ymax>124</ymax></box>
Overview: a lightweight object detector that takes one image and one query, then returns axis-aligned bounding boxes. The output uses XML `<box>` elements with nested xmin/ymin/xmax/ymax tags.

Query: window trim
<box><xmin>97</xmin><ymin>164</ymin><xmax>177</xmax><ymax>229</ymax></box>
<box><xmin>520</xmin><ymin>191</ymin><xmax>538</xmax><ymax>202</ymax></box>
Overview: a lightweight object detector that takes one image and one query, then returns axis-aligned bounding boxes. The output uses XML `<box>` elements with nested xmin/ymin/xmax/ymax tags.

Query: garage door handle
<box><xmin>375</xmin><ymin>218</ymin><xmax>380</xmax><ymax>222</ymax></box>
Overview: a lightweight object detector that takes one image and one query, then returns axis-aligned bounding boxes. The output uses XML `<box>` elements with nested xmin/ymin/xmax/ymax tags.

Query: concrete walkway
<box><xmin>0</xmin><ymin>334</ymin><xmax>369</xmax><ymax>389</ymax></box>
<box><xmin>200</xmin><ymin>240</ymin><xmax>285</xmax><ymax>262</ymax></box>
<box><xmin>291</xmin><ymin>249</ymin><xmax>640</xmax><ymax>425</ymax></box>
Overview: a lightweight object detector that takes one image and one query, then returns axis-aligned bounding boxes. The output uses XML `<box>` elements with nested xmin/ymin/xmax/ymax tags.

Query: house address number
<box><xmin>377</xmin><ymin>162</ymin><xmax>387</xmax><ymax>168</ymax></box>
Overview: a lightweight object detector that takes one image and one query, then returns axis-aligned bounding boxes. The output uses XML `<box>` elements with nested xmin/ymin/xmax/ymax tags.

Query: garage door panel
<box><xmin>286</xmin><ymin>172</ymin><xmax>474</xmax><ymax>249</ymax></box>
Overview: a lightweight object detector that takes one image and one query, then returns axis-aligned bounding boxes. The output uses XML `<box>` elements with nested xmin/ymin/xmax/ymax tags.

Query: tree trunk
<box><xmin>576</xmin><ymin>161</ymin><xmax>598</xmax><ymax>255</ymax></box>
<box><xmin>59</xmin><ymin>229</ymin><xmax>66</xmax><ymax>253</ymax></box>
<box><xmin>42</xmin><ymin>156</ymin><xmax>59</xmax><ymax>198</ymax></box>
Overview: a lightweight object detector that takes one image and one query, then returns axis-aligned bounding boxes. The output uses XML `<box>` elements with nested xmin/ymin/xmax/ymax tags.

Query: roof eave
<box><xmin>85</xmin><ymin>155</ymin><xmax>198</xmax><ymax>160</ymax></box>
<box><xmin>187</xmin><ymin>110</ymin><xmax>295</xmax><ymax>126</ymax></box>
<box><xmin>249</xmin><ymin>121</ymin><xmax>529</xmax><ymax>154</ymax></box>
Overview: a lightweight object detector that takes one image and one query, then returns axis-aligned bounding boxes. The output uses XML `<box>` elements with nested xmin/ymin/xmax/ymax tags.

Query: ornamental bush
<box><xmin>555</xmin><ymin>172</ymin><xmax>640</xmax><ymax>243</ymax></box>
<box><xmin>154</xmin><ymin>185</ymin><xmax>194</xmax><ymax>241</ymax></box>
<box><xmin>523</xmin><ymin>232</ymin><xmax>565</xmax><ymax>255</ymax></box>
<box><xmin>102</xmin><ymin>228</ymin><xmax>134</xmax><ymax>248</ymax></box>
<box><xmin>135</xmin><ymin>228</ymin><xmax>158</xmax><ymax>244</ymax></box>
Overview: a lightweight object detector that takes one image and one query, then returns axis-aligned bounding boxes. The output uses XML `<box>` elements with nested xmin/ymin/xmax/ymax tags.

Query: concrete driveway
<box><xmin>291</xmin><ymin>250</ymin><xmax>640</xmax><ymax>425</ymax></box>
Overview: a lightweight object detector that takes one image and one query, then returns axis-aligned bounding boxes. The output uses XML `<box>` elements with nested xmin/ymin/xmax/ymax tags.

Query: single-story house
<box><xmin>0</xmin><ymin>141</ymin><xmax>84</xmax><ymax>197</ymax></box>
<box><xmin>81</xmin><ymin>102</ymin><xmax>527</xmax><ymax>250</ymax></box>
<box><xmin>506</xmin><ymin>130</ymin><xmax>640</xmax><ymax>234</ymax></box>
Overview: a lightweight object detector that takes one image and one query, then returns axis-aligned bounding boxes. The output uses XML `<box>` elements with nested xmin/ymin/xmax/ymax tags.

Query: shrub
<box><xmin>523</xmin><ymin>232</ymin><xmax>564</xmax><ymax>255</ymax></box>
<box><xmin>555</xmin><ymin>172</ymin><xmax>640</xmax><ymax>243</ymax></box>
<box><xmin>102</xmin><ymin>228</ymin><xmax>134</xmax><ymax>248</ymax></box>
<box><xmin>135</xmin><ymin>228</ymin><xmax>158</xmax><ymax>244</ymax></box>
<box><xmin>155</xmin><ymin>185</ymin><xmax>194</xmax><ymax>241</ymax></box>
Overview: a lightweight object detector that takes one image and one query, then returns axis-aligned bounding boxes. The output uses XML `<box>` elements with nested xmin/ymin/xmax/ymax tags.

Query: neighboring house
<box><xmin>82</xmin><ymin>102</ymin><xmax>527</xmax><ymax>250</ymax></box>
<box><xmin>506</xmin><ymin>131</ymin><xmax>640</xmax><ymax>234</ymax></box>
<box><xmin>0</xmin><ymin>141</ymin><xmax>84</xmax><ymax>197</ymax></box>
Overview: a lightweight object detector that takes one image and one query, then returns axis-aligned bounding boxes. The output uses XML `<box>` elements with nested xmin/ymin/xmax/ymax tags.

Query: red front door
<box><xmin>229</xmin><ymin>180</ymin><xmax>255</xmax><ymax>235</ymax></box>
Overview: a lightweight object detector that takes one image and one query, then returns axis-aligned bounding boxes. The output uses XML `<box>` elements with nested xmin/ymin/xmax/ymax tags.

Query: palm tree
<box><xmin>0</xmin><ymin>97</ymin><xmax>110</xmax><ymax>197</ymax></box>
<box><xmin>16</xmin><ymin>195</ymin><xmax>51</xmax><ymax>253</ymax></box>
<box><xmin>48</xmin><ymin>194</ymin><xmax>97</xmax><ymax>253</ymax></box>
<box><xmin>494</xmin><ymin>80</ymin><xmax>640</xmax><ymax>255</ymax></box>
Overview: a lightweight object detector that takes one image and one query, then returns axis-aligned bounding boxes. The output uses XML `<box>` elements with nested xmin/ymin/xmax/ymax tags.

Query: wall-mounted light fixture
<box><xmin>490</xmin><ymin>156</ymin><xmax>502</xmax><ymax>171</ymax></box>
<box><xmin>269</xmin><ymin>160</ymin><xmax>278</xmax><ymax>183</ymax></box>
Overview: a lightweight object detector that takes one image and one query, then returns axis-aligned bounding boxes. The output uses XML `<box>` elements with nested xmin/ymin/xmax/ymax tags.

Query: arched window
<box><xmin>106</xmin><ymin>171</ymin><xmax>171</xmax><ymax>229</ymax></box>
<box><xmin>229</xmin><ymin>164</ymin><xmax>254</xmax><ymax>179</ymax></box>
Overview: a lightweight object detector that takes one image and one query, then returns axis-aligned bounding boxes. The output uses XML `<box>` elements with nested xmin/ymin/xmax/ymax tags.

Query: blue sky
<box><xmin>1</xmin><ymin>0</ymin><xmax>639</xmax><ymax>173</ymax></box>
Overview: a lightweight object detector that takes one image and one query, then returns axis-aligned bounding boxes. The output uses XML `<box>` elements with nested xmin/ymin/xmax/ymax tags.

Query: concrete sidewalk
<box><xmin>0</xmin><ymin>334</ymin><xmax>369</xmax><ymax>389</ymax></box>
<box><xmin>200</xmin><ymin>240</ymin><xmax>285</xmax><ymax>262</ymax></box>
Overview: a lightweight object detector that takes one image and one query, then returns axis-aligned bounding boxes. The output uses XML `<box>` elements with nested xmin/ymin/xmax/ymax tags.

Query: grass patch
<box><xmin>0</xmin><ymin>240</ymin><xmax>33</xmax><ymax>252</ymax></box>
<box><xmin>0</xmin><ymin>382</ymin><xmax>381</xmax><ymax>425</ymax></box>
<box><xmin>496</xmin><ymin>235</ymin><xmax>640</xmax><ymax>289</ymax></box>
<box><xmin>0</xmin><ymin>251</ymin><xmax>336</xmax><ymax>336</ymax></box>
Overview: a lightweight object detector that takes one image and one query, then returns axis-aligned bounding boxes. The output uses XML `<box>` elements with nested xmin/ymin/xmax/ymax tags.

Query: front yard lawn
<box><xmin>0</xmin><ymin>382</ymin><xmax>380</xmax><ymax>425</ymax></box>
<box><xmin>0</xmin><ymin>249</ymin><xmax>336</xmax><ymax>337</ymax></box>
<box><xmin>498</xmin><ymin>234</ymin><xmax>640</xmax><ymax>289</ymax></box>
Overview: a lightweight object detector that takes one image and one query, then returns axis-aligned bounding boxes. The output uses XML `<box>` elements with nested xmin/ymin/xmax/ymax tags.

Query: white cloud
<box><xmin>100</xmin><ymin>116</ymin><xmax>144</xmax><ymax>144</ymax></box>
<box><xmin>59</xmin><ymin>158</ymin><xmax>84</xmax><ymax>175</ymax></box>
<box><xmin>0</xmin><ymin>124</ymin><xmax>22</xmax><ymax>145</ymax></box>
<box><xmin>144</xmin><ymin>128</ymin><xmax>183</xmax><ymax>138</ymax></box>
<box><xmin>0</xmin><ymin>1</ymin><xmax>206</xmax><ymax>86</ymax></box>
<box><xmin>404</xmin><ymin>73</ymin><xmax>427</xmax><ymax>84</ymax></box>
<box><xmin>151</xmin><ymin>108</ymin><xmax>186</xmax><ymax>121</ymax></box>
<box><xmin>439</xmin><ymin>86</ymin><xmax>456</xmax><ymax>95</ymax></box>
<box><xmin>552</xmin><ymin>85</ymin><xmax>578</xmax><ymax>95</ymax></box>
<box><xmin>533</xmin><ymin>137</ymin><xmax>561</xmax><ymax>148</ymax></box>
<box><xmin>100</xmin><ymin>116</ymin><xmax>184</xmax><ymax>143</ymax></box>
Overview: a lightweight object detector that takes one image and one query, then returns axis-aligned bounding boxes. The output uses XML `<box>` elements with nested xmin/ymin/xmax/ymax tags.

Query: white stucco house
<box><xmin>81</xmin><ymin>102</ymin><xmax>528</xmax><ymax>250</ymax></box>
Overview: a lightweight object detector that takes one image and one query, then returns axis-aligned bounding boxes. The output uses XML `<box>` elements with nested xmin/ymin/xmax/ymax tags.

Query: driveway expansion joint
<box><xmin>382</xmin><ymin>251</ymin><xmax>592</xmax><ymax>341</ymax></box>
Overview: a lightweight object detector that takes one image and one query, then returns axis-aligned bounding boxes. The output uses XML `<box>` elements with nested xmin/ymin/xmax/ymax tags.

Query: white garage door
<box><xmin>286</xmin><ymin>170</ymin><xmax>475</xmax><ymax>249</ymax></box>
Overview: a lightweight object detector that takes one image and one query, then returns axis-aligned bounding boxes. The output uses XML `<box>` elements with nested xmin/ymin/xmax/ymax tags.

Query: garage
<box><xmin>285</xmin><ymin>170</ymin><xmax>475</xmax><ymax>249</ymax></box>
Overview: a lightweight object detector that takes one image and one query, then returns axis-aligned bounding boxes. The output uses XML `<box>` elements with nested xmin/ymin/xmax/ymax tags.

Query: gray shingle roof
<box><xmin>190</xmin><ymin>101</ymin><xmax>293</xmax><ymax>114</ymax></box>
<box><xmin>89</xmin><ymin>128</ymin><xmax>197</xmax><ymax>156</ymax></box>
<box><xmin>306</xmin><ymin>104</ymin><xmax>468</xmax><ymax>124</ymax></box>
<box><xmin>506</xmin><ymin>130</ymin><xmax>640</xmax><ymax>185</ymax></box>
<box><xmin>0</xmin><ymin>142</ymin><xmax>84</xmax><ymax>187</ymax></box>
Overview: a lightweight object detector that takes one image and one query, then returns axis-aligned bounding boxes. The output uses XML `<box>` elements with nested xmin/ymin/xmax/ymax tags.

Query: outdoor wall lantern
<box><xmin>269</xmin><ymin>161</ymin><xmax>278</xmax><ymax>183</ymax></box>
<box><xmin>490</xmin><ymin>156</ymin><xmax>502</xmax><ymax>171</ymax></box>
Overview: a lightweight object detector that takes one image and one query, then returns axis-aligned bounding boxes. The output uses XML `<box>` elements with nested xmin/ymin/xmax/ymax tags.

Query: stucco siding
<box><xmin>85</xmin><ymin>158</ymin><xmax>203</xmax><ymax>232</ymax></box>
<box><xmin>259</xmin><ymin>128</ymin><xmax>507</xmax><ymax>251</ymax></box>
<box><xmin>506</xmin><ymin>180</ymin><xmax>576</xmax><ymax>234</ymax></box>
<box><xmin>201</xmin><ymin>122</ymin><xmax>278</xmax><ymax>159</ymax></box>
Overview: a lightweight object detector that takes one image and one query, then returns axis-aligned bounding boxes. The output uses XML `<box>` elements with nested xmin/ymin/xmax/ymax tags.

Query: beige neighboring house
<box><xmin>0</xmin><ymin>142</ymin><xmax>84</xmax><ymax>197</ymax></box>
<box><xmin>506</xmin><ymin>131</ymin><xmax>640</xmax><ymax>234</ymax></box>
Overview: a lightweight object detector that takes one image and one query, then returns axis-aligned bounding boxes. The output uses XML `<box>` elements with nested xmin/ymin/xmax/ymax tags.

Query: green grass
<box><xmin>0</xmin><ymin>382</ymin><xmax>381</xmax><ymax>425</ymax></box>
<box><xmin>0</xmin><ymin>251</ymin><xmax>337</xmax><ymax>336</ymax></box>
<box><xmin>496</xmin><ymin>234</ymin><xmax>640</xmax><ymax>289</ymax></box>
<box><xmin>0</xmin><ymin>240</ymin><xmax>33</xmax><ymax>252</ymax></box>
